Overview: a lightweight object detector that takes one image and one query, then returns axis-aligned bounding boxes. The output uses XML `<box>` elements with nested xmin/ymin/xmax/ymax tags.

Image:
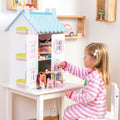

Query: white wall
<box><xmin>0</xmin><ymin>0</ymin><xmax>120</xmax><ymax>120</ymax></box>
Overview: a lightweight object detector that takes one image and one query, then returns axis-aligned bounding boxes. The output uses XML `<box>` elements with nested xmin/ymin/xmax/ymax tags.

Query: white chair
<box><xmin>103</xmin><ymin>82</ymin><xmax>119</xmax><ymax>120</ymax></box>
<box><xmin>95</xmin><ymin>82</ymin><xmax>119</xmax><ymax>120</ymax></box>
<box><xmin>78</xmin><ymin>82</ymin><xmax>119</xmax><ymax>120</ymax></box>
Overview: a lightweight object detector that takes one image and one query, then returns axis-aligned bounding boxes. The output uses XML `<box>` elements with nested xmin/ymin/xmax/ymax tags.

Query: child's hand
<box><xmin>66</xmin><ymin>90</ymin><xmax>72</xmax><ymax>98</ymax></box>
<box><xmin>58</xmin><ymin>61</ymin><xmax>65</xmax><ymax>69</ymax></box>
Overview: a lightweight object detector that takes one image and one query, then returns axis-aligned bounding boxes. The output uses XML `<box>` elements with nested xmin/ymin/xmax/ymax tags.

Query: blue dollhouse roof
<box><xmin>5</xmin><ymin>11</ymin><xmax>67</xmax><ymax>33</ymax></box>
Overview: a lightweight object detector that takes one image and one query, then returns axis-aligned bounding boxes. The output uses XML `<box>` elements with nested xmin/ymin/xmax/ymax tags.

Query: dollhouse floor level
<box><xmin>38</xmin><ymin>58</ymin><xmax>51</xmax><ymax>61</ymax></box>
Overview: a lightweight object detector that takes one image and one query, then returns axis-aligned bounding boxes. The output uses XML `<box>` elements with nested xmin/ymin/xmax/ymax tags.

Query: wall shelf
<box><xmin>96</xmin><ymin>0</ymin><xmax>117</xmax><ymax>22</ymax></box>
<box><xmin>7</xmin><ymin>0</ymin><xmax>39</xmax><ymax>10</ymax></box>
<box><xmin>57</xmin><ymin>15</ymin><xmax>86</xmax><ymax>39</ymax></box>
<box><xmin>65</xmin><ymin>36</ymin><xmax>84</xmax><ymax>40</ymax></box>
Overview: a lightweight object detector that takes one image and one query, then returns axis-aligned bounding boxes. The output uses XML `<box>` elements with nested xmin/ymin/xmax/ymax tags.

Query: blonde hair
<box><xmin>86</xmin><ymin>43</ymin><xmax>111</xmax><ymax>87</ymax></box>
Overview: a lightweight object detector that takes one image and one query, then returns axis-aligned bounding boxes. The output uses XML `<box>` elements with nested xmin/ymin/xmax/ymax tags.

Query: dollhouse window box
<box><xmin>16</xmin><ymin>79</ymin><xmax>26</xmax><ymax>86</ymax></box>
<box><xmin>16</xmin><ymin>53</ymin><xmax>26</xmax><ymax>61</ymax></box>
<box><xmin>16</xmin><ymin>26</ymin><xmax>28</xmax><ymax>34</ymax></box>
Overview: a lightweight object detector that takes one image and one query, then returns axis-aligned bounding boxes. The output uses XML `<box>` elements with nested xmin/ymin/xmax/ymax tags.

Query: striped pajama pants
<box><xmin>62</xmin><ymin>104</ymin><xmax>101</xmax><ymax>120</ymax></box>
<box><xmin>63</xmin><ymin>104</ymin><xmax>87</xmax><ymax>120</ymax></box>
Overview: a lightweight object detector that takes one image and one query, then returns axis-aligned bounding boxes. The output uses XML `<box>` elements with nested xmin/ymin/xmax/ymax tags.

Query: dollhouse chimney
<box><xmin>51</xmin><ymin>8</ymin><xmax>56</xmax><ymax>15</ymax></box>
<box><xmin>24</xmin><ymin>6</ymin><xmax>30</xmax><ymax>19</ymax></box>
<box><xmin>45</xmin><ymin>8</ymin><xmax>50</xmax><ymax>13</ymax></box>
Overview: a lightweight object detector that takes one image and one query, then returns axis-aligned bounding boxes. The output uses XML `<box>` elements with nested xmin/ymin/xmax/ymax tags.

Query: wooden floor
<box><xmin>29</xmin><ymin>115</ymin><xmax>59</xmax><ymax>120</ymax></box>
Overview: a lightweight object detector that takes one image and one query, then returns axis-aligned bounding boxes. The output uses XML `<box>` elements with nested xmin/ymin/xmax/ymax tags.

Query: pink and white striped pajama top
<box><xmin>63</xmin><ymin>62</ymin><xmax>107</xmax><ymax>120</ymax></box>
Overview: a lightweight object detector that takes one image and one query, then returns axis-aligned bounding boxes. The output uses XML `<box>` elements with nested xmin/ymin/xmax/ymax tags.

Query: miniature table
<box><xmin>0</xmin><ymin>82</ymin><xmax>82</xmax><ymax>120</ymax></box>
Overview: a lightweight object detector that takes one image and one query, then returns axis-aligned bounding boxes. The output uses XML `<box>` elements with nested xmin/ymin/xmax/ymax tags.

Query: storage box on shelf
<box><xmin>96</xmin><ymin>0</ymin><xmax>117</xmax><ymax>22</ymax></box>
<box><xmin>7</xmin><ymin>0</ymin><xmax>39</xmax><ymax>10</ymax></box>
<box><xmin>57</xmin><ymin>15</ymin><xmax>86</xmax><ymax>39</ymax></box>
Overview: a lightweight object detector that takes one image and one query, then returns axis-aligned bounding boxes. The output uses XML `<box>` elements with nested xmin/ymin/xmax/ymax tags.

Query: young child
<box><xmin>58</xmin><ymin>43</ymin><xmax>111</xmax><ymax>120</ymax></box>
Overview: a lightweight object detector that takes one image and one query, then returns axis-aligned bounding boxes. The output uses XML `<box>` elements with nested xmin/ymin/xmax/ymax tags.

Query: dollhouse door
<box><xmin>26</xmin><ymin>35</ymin><xmax>38</xmax><ymax>89</ymax></box>
<box><xmin>26</xmin><ymin>61</ymin><xmax>38</xmax><ymax>89</ymax></box>
<box><xmin>51</xmin><ymin>34</ymin><xmax>65</xmax><ymax>71</ymax></box>
<box><xmin>26</xmin><ymin>35</ymin><xmax>38</xmax><ymax>62</ymax></box>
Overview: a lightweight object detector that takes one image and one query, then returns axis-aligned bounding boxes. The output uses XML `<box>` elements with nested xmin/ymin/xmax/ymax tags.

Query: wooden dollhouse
<box><xmin>5</xmin><ymin>9</ymin><xmax>67</xmax><ymax>89</ymax></box>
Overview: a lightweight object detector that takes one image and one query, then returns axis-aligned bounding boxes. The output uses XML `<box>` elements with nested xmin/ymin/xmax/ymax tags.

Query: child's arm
<box><xmin>68</xmin><ymin>77</ymin><xmax>100</xmax><ymax>104</ymax></box>
<box><xmin>58</xmin><ymin>61</ymin><xmax>91</xmax><ymax>80</ymax></box>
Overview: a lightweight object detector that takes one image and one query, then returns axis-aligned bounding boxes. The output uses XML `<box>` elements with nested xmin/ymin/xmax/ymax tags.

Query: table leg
<box><xmin>37</xmin><ymin>95</ymin><xmax>44</xmax><ymax>120</ymax></box>
<box><xmin>6</xmin><ymin>89</ymin><xmax>12</xmax><ymax>120</ymax></box>
<box><xmin>58</xmin><ymin>97</ymin><xmax>64</xmax><ymax>120</ymax></box>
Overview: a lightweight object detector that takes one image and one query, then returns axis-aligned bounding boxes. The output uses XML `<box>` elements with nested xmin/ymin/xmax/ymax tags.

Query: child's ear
<box><xmin>91</xmin><ymin>57</ymin><xmax>96</xmax><ymax>63</ymax></box>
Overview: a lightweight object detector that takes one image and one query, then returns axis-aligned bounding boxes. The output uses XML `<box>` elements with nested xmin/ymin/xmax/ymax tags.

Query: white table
<box><xmin>0</xmin><ymin>82</ymin><xmax>82</xmax><ymax>120</ymax></box>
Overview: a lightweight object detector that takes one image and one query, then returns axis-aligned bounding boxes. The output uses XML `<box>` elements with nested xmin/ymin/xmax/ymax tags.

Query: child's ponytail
<box><xmin>86</xmin><ymin>43</ymin><xmax>111</xmax><ymax>87</ymax></box>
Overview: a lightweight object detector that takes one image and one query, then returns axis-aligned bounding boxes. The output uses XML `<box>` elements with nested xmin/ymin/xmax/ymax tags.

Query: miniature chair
<box><xmin>77</xmin><ymin>82</ymin><xmax>119</xmax><ymax>120</ymax></box>
<box><xmin>47</xmin><ymin>78</ymin><xmax>54</xmax><ymax>89</ymax></box>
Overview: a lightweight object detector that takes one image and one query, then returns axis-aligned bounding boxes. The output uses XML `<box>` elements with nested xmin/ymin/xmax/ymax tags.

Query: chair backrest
<box><xmin>111</xmin><ymin>82</ymin><xmax>119</xmax><ymax>120</ymax></box>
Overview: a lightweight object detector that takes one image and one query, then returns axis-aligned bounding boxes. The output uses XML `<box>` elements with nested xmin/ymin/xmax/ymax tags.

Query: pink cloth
<box><xmin>69</xmin><ymin>91</ymin><xmax>74</xmax><ymax>99</ymax></box>
<box><xmin>63</xmin><ymin>62</ymin><xmax>107</xmax><ymax>120</ymax></box>
<box><xmin>63</xmin><ymin>61</ymin><xmax>67</xmax><ymax>69</ymax></box>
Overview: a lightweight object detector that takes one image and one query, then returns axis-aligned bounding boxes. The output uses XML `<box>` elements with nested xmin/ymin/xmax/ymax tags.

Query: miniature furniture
<box><xmin>96</xmin><ymin>0</ymin><xmax>117</xmax><ymax>22</ymax></box>
<box><xmin>47</xmin><ymin>78</ymin><xmax>54</xmax><ymax>89</ymax></box>
<box><xmin>57</xmin><ymin>15</ymin><xmax>86</xmax><ymax>39</ymax></box>
<box><xmin>0</xmin><ymin>82</ymin><xmax>82</xmax><ymax>120</ymax></box>
<box><xmin>7</xmin><ymin>0</ymin><xmax>39</xmax><ymax>10</ymax></box>
<box><xmin>5</xmin><ymin>10</ymin><xmax>67</xmax><ymax>89</ymax></box>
